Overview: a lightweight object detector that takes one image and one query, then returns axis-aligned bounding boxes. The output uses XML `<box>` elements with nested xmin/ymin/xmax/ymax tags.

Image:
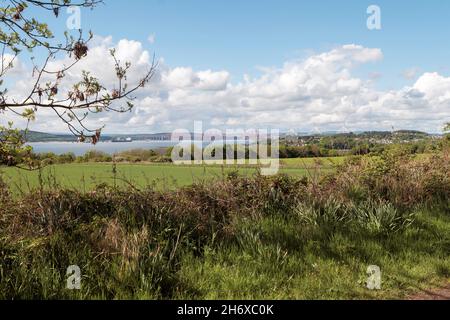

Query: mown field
<box><xmin>0</xmin><ymin>157</ymin><xmax>340</xmax><ymax>195</ymax></box>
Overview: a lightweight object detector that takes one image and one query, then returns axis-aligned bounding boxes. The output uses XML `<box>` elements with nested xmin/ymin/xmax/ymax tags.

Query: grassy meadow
<box><xmin>0</xmin><ymin>157</ymin><xmax>339</xmax><ymax>195</ymax></box>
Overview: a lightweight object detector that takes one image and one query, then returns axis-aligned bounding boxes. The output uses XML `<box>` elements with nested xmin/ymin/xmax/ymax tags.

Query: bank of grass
<box><xmin>177</xmin><ymin>207</ymin><xmax>449</xmax><ymax>299</ymax></box>
<box><xmin>0</xmin><ymin>150</ymin><xmax>448</xmax><ymax>299</ymax></box>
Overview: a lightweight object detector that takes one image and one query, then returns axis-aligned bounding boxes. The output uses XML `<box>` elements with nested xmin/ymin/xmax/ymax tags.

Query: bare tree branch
<box><xmin>0</xmin><ymin>0</ymin><xmax>158</xmax><ymax>168</ymax></box>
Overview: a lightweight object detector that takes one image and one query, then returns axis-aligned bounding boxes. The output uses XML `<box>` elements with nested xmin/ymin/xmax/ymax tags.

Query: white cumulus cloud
<box><xmin>1</xmin><ymin>39</ymin><xmax>449</xmax><ymax>134</ymax></box>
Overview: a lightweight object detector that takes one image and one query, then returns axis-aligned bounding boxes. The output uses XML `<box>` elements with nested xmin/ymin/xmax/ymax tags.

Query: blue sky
<box><xmin>5</xmin><ymin>1</ymin><xmax>450</xmax><ymax>133</ymax></box>
<box><xmin>73</xmin><ymin>0</ymin><xmax>450</xmax><ymax>89</ymax></box>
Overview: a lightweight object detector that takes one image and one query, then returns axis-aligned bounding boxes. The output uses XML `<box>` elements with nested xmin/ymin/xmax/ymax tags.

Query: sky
<box><xmin>2</xmin><ymin>0</ymin><xmax>450</xmax><ymax>133</ymax></box>
<box><xmin>79</xmin><ymin>0</ymin><xmax>450</xmax><ymax>88</ymax></box>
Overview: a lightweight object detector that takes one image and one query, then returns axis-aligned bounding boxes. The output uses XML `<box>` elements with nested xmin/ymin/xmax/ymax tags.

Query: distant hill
<box><xmin>23</xmin><ymin>130</ymin><xmax>437</xmax><ymax>143</ymax></box>
<box><xmin>23</xmin><ymin>131</ymin><xmax>173</xmax><ymax>142</ymax></box>
<box><xmin>288</xmin><ymin>130</ymin><xmax>432</xmax><ymax>140</ymax></box>
<box><xmin>23</xmin><ymin>131</ymin><xmax>77</xmax><ymax>142</ymax></box>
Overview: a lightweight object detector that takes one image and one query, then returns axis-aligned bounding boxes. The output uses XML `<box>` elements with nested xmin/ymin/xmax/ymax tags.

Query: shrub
<box><xmin>82</xmin><ymin>150</ymin><xmax>113</xmax><ymax>163</ymax></box>
<box><xmin>322</xmin><ymin>150</ymin><xmax>450</xmax><ymax>209</ymax></box>
<box><xmin>115</xmin><ymin>149</ymin><xmax>159</xmax><ymax>163</ymax></box>
<box><xmin>294</xmin><ymin>200</ymin><xmax>415</xmax><ymax>236</ymax></box>
<box><xmin>352</xmin><ymin>201</ymin><xmax>415</xmax><ymax>234</ymax></box>
<box><xmin>295</xmin><ymin>199</ymin><xmax>352</xmax><ymax>232</ymax></box>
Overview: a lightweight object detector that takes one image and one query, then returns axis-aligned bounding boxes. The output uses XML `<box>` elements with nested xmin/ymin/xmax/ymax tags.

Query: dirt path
<box><xmin>408</xmin><ymin>283</ymin><xmax>450</xmax><ymax>300</ymax></box>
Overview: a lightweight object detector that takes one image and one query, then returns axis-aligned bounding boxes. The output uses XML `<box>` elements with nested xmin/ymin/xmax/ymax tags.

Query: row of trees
<box><xmin>280</xmin><ymin>138</ymin><xmax>444</xmax><ymax>158</ymax></box>
<box><xmin>11</xmin><ymin>134</ymin><xmax>448</xmax><ymax>167</ymax></box>
<box><xmin>32</xmin><ymin>149</ymin><xmax>174</xmax><ymax>165</ymax></box>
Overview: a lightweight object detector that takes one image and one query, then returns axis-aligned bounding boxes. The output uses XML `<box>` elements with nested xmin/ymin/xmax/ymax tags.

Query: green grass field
<box><xmin>0</xmin><ymin>159</ymin><xmax>338</xmax><ymax>195</ymax></box>
<box><xmin>0</xmin><ymin>152</ymin><xmax>448</xmax><ymax>299</ymax></box>
<box><xmin>280</xmin><ymin>156</ymin><xmax>346</xmax><ymax>167</ymax></box>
